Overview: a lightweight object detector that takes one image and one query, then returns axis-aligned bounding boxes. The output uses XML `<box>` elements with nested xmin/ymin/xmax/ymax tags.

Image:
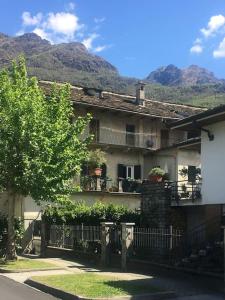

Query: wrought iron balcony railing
<box><xmin>169</xmin><ymin>180</ymin><xmax>202</xmax><ymax>204</ymax></box>
<box><xmin>80</xmin><ymin>175</ymin><xmax>142</xmax><ymax>193</ymax></box>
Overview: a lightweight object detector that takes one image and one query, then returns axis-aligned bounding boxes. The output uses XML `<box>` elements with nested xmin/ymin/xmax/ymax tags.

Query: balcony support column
<box><xmin>118</xmin><ymin>179</ymin><xmax>123</xmax><ymax>193</ymax></box>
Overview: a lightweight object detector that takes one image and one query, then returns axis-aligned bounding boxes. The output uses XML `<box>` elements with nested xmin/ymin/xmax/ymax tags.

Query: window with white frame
<box><xmin>126</xmin><ymin>165</ymin><xmax>134</xmax><ymax>179</ymax></box>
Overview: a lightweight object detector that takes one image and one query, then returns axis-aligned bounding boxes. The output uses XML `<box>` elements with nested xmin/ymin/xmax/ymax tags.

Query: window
<box><xmin>160</xmin><ymin>130</ymin><xmax>169</xmax><ymax>148</ymax></box>
<box><xmin>126</xmin><ymin>165</ymin><xmax>134</xmax><ymax>179</ymax></box>
<box><xmin>188</xmin><ymin>165</ymin><xmax>197</xmax><ymax>182</ymax></box>
<box><xmin>89</xmin><ymin>119</ymin><xmax>100</xmax><ymax>142</ymax></box>
<box><xmin>118</xmin><ymin>164</ymin><xmax>141</xmax><ymax>180</ymax></box>
<box><xmin>126</xmin><ymin>124</ymin><xmax>135</xmax><ymax>146</ymax></box>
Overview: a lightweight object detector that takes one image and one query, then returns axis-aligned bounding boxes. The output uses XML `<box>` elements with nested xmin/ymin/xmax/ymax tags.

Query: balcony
<box><xmin>80</xmin><ymin>175</ymin><xmax>142</xmax><ymax>193</ymax></box>
<box><xmin>169</xmin><ymin>180</ymin><xmax>202</xmax><ymax>205</ymax></box>
<box><xmin>83</xmin><ymin>127</ymin><xmax>185</xmax><ymax>150</ymax></box>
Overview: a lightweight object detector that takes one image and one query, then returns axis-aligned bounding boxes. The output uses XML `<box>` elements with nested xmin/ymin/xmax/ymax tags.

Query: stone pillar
<box><xmin>141</xmin><ymin>182</ymin><xmax>170</xmax><ymax>227</ymax></box>
<box><xmin>121</xmin><ymin>223</ymin><xmax>135</xmax><ymax>271</ymax></box>
<box><xmin>100</xmin><ymin>222</ymin><xmax>114</xmax><ymax>267</ymax></box>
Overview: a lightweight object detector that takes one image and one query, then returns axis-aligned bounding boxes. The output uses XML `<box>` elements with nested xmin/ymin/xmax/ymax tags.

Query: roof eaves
<box><xmin>72</xmin><ymin>100</ymin><xmax>181</xmax><ymax>120</ymax></box>
<box><xmin>169</xmin><ymin>104</ymin><xmax>225</xmax><ymax>130</ymax></box>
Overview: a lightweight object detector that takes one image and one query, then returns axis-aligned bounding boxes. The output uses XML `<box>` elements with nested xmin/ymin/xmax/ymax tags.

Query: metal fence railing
<box><xmin>47</xmin><ymin>223</ymin><xmax>224</xmax><ymax>273</ymax></box>
<box><xmin>133</xmin><ymin>226</ymin><xmax>183</xmax><ymax>250</ymax></box>
<box><xmin>48</xmin><ymin>224</ymin><xmax>183</xmax><ymax>251</ymax></box>
<box><xmin>48</xmin><ymin>225</ymin><xmax>101</xmax><ymax>249</ymax></box>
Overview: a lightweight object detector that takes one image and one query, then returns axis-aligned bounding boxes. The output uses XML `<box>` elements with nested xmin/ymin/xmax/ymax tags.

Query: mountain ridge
<box><xmin>146</xmin><ymin>64</ymin><xmax>222</xmax><ymax>86</ymax></box>
<box><xmin>0</xmin><ymin>32</ymin><xmax>225</xmax><ymax>108</ymax></box>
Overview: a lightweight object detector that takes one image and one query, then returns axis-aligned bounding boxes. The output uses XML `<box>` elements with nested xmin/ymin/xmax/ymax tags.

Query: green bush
<box><xmin>149</xmin><ymin>167</ymin><xmax>165</xmax><ymax>176</ymax></box>
<box><xmin>42</xmin><ymin>202</ymin><xmax>140</xmax><ymax>225</ymax></box>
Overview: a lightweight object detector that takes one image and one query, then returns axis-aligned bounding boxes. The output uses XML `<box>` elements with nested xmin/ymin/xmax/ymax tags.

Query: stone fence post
<box><xmin>100</xmin><ymin>222</ymin><xmax>114</xmax><ymax>267</ymax></box>
<box><xmin>121</xmin><ymin>223</ymin><xmax>135</xmax><ymax>271</ymax></box>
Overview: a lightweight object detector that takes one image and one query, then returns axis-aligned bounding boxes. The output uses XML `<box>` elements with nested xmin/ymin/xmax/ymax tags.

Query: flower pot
<box><xmin>149</xmin><ymin>175</ymin><xmax>163</xmax><ymax>182</ymax></box>
<box><xmin>94</xmin><ymin>167</ymin><xmax>102</xmax><ymax>176</ymax></box>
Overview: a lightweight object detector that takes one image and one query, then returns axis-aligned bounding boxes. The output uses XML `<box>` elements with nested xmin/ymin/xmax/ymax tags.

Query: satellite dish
<box><xmin>146</xmin><ymin>139</ymin><xmax>154</xmax><ymax>148</ymax></box>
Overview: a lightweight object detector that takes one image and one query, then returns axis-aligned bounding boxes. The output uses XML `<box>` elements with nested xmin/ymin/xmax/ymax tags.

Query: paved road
<box><xmin>129</xmin><ymin>261</ymin><xmax>225</xmax><ymax>299</ymax></box>
<box><xmin>0</xmin><ymin>275</ymin><xmax>59</xmax><ymax>300</ymax></box>
<box><xmin>172</xmin><ymin>296</ymin><xmax>225</xmax><ymax>300</ymax></box>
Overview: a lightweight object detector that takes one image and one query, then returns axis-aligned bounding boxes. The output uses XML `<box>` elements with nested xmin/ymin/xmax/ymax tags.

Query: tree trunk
<box><xmin>6</xmin><ymin>190</ymin><xmax>17</xmax><ymax>260</ymax></box>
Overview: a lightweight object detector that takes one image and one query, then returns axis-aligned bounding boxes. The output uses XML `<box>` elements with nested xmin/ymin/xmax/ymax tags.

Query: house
<box><xmin>170</xmin><ymin>104</ymin><xmax>225</xmax><ymax>233</ymax></box>
<box><xmin>40</xmin><ymin>81</ymin><xmax>203</xmax><ymax>208</ymax></box>
<box><xmin>0</xmin><ymin>81</ymin><xmax>204</xmax><ymax>230</ymax></box>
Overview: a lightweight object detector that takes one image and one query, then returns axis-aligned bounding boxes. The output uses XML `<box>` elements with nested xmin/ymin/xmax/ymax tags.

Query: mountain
<box><xmin>146</xmin><ymin>64</ymin><xmax>221</xmax><ymax>86</ymax></box>
<box><xmin>0</xmin><ymin>32</ymin><xmax>117</xmax><ymax>74</ymax></box>
<box><xmin>1</xmin><ymin>32</ymin><xmax>225</xmax><ymax>108</ymax></box>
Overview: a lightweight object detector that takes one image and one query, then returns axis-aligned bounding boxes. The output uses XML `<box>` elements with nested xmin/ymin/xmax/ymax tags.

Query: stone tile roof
<box><xmin>40</xmin><ymin>81</ymin><xmax>205</xmax><ymax>120</ymax></box>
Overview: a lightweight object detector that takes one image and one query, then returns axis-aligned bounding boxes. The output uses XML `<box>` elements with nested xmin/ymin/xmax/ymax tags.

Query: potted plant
<box><xmin>148</xmin><ymin>167</ymin><xmax>165</xmax><ymax>182</ymax></box>
<box><xmin>88</xmin><ymin>149</ymin><xmax>106</xmax><ymax>176</ymax></box>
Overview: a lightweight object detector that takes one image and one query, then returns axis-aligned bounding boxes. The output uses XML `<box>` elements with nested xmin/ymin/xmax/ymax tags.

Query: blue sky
<box><xmin>1</xmin><ymin>0</ymin><xmax>225</xmax><ymax>79</ymax></box>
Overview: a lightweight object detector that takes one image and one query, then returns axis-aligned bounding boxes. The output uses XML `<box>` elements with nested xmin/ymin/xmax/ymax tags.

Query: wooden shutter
<box><xmin>188</xmin><ymin>165</ymin><xmax>196</xmax><ymax>182</ymax></box>
<box><xmin>134</xmin><ymin>165</ymin><xmax>141</xmax><ymax>179</ymax></box>
<box><xmin>118</xmin><ymin>164</ymin><xmax>126</xmax><ymax>178</ymax></box>
<box><xmin>101</xmin><ymin>163</ymin><xmax>107</xmax><ymax>178</ymax></box>
<box><xmin>89</xmin><ymin>119</ymin><xmax>100</xmax><ymax>142</ymax></box>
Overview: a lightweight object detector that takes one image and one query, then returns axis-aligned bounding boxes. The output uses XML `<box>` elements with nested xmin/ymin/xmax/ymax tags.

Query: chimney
<box><xmin>136</xmin><ymin>81</ymin><xmax>146</xmax><ymax>106</ymax></box>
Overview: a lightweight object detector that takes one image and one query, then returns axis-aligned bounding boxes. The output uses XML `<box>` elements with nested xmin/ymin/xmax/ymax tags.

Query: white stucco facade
<box><xmin>201</xmin><ymin>120</ymin><xmax>225</xmax><ymax>205</ymax></box>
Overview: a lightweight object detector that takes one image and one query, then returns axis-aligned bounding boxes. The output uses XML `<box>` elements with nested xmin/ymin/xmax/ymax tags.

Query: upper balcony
<box><xmin>83</xmin><ymin>126</ymin><xmax>185</xmax><ymax>151</ymax></box>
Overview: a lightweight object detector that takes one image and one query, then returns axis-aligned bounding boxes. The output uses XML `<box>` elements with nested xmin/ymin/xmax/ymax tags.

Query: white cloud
<box><xmin>94</xmin><ymin>45</ymin><xmax>107</xmax><ymax>52</ymax></box>
<box><xmin>67</xmin><ymin>2</ymin><xmax>75</xmax><ymax>11</ymax></box>
<box><xmin>190</xmin><ymin>14</ymin><xmax>225</xmax><ymax>56</ymax></box>
<box><xmin>82</xmin><ymin>33</ymin><xmax>99</xmax><ymax>50</ymax></box>
<box><xmin>201</xmin><ymin>14</ymin><xmax>225</xmax><ymax>37</ymax></box>
<box><xmin>190</xmin><ymin>44</ymin><xmax>203</xmax><ymax>54</ymax></box>
<box><xmin>22</xmin><ymin>11</ymin><xmax>42</xmax><ymax>26</ymax></box>
<box><xmin>16</xmin><ymin>29</ymin><xmax>25</xmax><ymax>36</ymax></box>
<box><xmin>46</xmin><ymin>12</ymin><xmax>81</xmax><ymax>38</ymax></box>
<box><xmin>194</xmin><ymin>38</ymin><xmax>202</xmax><ymax>44</ymax></box>
<box><xmin>16</xmin><ymin>6</ymin><xmax>111</xmax><ymax>53</ymax></box>
<box><xmin>33</xmin><ymin>28</ymin><xmax>51</xmax><ymax>42</ymax></box>
<box><xmin>213</xmin><ymin>37</ymin><xmax>225</xmax><ymax>58</ymax></box>
<box><xmin>94</xmin><ymin>17</ymin><xmax>105</xmax><ymax>24</ymax></box>
<box><xmin>18</xmin><ymin>10</ymin><xmax>84</xmax><ymax>43</ymax></box>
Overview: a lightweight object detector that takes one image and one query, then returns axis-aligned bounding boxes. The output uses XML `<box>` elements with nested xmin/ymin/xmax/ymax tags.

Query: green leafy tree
<box><xmin>0</xmin><ymin>58</ymin><xmax>91</xmax><ymax>260</ymax></box>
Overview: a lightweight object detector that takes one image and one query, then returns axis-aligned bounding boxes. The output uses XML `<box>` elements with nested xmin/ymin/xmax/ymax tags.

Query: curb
<box><xmin>0</xmin><ymin>267</ymin><xmax>65</xmax><ymax>273</ymax></box>
<box><xmin>25</xmin><ymin>278</ymin><xmax>177</xmax><ymax>300</ymax></box>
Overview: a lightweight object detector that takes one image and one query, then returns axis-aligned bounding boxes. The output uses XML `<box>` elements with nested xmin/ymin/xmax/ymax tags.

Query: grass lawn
<box><xmin>0</xmin><ymin>259</ymin><xmax>58</xmax><ymax>270</ymax></box>
<box><xmin>32</xmin><ymin>273</ymin><xmax>162</xmax><ymax>298</ymax></box>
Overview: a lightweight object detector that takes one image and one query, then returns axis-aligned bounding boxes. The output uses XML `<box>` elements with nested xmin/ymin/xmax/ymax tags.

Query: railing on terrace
<box><xmin>80</xmin><ymin>176</ymin><xmax>142</xmax><ymax>193</ymax></box>
<box><xmin>82</xmin><ymin>127</ymin><xmax>185</xmax><ymax>150</ymax></box>
<box><xmin>169</xmin><ymin>180</ymin><xmax>202</xmax><ymax>204</ymax></box>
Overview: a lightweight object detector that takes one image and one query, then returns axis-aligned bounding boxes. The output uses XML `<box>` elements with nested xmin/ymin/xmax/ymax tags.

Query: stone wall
<box><xmin>141</xmin><ymin>181</ymin><xmax>171</xmax><ymax>227</ymax></box>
